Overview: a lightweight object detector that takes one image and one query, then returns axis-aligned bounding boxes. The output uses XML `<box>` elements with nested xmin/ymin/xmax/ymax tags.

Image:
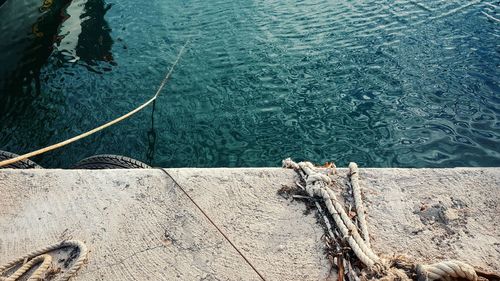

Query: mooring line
<box><xmin>158</xmin><ymin>168</ymin><xmax>267</xmax><ymax>281</ymax></box>
<box><xmin>0</xmin><ymin>39</ymin><xmax>190</xmax><ymax>168</ymax></box>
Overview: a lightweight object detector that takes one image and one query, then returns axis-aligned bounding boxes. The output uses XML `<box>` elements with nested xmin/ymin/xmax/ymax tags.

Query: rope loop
<box><xmin>0</xmin><ymin>240</ymin><xmax>88</xmax><ymax>281</ymax></box>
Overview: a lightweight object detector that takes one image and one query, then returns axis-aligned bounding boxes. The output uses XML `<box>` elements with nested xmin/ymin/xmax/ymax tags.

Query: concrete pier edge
<box><xmin>0</xmin><ymin>167</ymin><xmax>499</xmax><ymax>280</ymax></box>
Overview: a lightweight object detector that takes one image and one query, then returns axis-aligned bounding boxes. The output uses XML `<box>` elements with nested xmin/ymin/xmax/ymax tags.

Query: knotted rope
<box><xmin>283</xmin><ymin>159</ymin><xmax>382</xmax><ymax>269</ymax></box>
<box><xmin>0</xmin><ymin>240</ymin><xmax>88</xmax><ymax>281</ymax></box>
<box><xmin>282</xmin><ymin>158</ymin><xmax>479</xmax><ymax>281</ymax></box>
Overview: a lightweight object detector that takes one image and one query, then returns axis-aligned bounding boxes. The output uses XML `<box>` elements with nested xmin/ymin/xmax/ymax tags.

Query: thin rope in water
<box><xmin>0</xmin><ymin>39</ymin><xmax>190</xmax><ymax>168</ymax></box>
<box><xmin>158</xmin><ymin>168</ymin><xmax>267</xmax><ymax>281</ymax></box>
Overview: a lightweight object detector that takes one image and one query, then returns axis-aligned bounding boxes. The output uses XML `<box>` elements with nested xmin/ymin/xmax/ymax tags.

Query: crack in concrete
<box><xmin>80</xmin><ymin>244</ymin><xmax>165</xmax><ymax>276</ymax></box>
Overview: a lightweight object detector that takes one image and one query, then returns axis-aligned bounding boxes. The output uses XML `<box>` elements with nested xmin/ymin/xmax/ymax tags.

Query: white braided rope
<box><xmin>283</xmin><ymin>158</ymin><xmax>479</xmax><ymax>281</ymax></box>
<box><xmin>0</xmin><ymin>240</ymin><xmax>88</xmax><ymax>281</ymax></box>
<box><xmin>2</xmin><ymin>254</ymin><xmax>52</xmax><ymax>281</ymax></box>
<box><xmin>348</xmin><ymin>162</ymin><xmax>370</xmax><ymax>248</ymax></box>
<box><xmin>416</xmin><ymin>260</ymin><xmax>477</xmax><ymax>281</ymax></box>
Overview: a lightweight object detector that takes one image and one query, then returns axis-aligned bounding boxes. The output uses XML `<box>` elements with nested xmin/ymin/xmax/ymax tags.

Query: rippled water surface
<box><xmin>0</xmin><ymin>0</ymin><xmax>499</xmax><ymax>167</ymax></box>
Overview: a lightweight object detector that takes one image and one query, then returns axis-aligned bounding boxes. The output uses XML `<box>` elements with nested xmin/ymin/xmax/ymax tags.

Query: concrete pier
<box><xmin>0</xmin><ymin>167</ymin><xmax>499</xmax><ymax>280</ymax></box>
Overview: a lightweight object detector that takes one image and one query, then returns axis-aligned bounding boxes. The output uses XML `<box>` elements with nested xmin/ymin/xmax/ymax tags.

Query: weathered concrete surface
<box><xmin>0</xmin><ymin>170</ymin><xmax>264</xmax><ymax>280</ymax></box>
<box><xmin>169</xmin><ymin>168</ymin><xmax>500</xmax><ymax>274</ymax></box>
<box><xmin>168</xmin><ymin>168</ymin><xmax>331</xmax><ymax>280</ymax></box>
<box><xmin>357</xmin><ymin>168</ymin><xmax>500</xmax><ymax>273</ymax></box>
<box><xmin>0</xmin><ymin>167</ymin><xmax>499</xmax><ymax>280</ymax></box>
<box><xmin>0</xmin><ymin>169</ymin><xmax>330</xmax><ymax>280</ymax></box>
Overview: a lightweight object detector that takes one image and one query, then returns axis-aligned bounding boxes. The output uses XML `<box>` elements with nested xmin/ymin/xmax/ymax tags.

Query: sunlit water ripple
<box><xmin>0</xmin><ymin>0</ymin><xmax>499</xmax><ymax>167</ymax></box>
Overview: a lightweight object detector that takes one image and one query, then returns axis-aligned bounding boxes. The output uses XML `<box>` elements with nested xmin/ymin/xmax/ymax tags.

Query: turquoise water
<box><xmin>0</xmin><ymin>0</ymin><xmax>499</xmax><ymax>168</ymax></box>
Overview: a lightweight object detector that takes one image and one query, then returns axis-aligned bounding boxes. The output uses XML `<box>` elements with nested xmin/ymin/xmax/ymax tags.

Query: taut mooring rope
<box><xmin>0</xmin><ymin>39</ymin><xmax>190</xmax><ymax>168</ymax></box>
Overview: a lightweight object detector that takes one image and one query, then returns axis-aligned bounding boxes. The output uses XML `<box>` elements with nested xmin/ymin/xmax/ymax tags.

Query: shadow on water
<box><xmin>0</xmin><ymin>0</ymin><xmax>114</xmax><ymax>111</ymax></box>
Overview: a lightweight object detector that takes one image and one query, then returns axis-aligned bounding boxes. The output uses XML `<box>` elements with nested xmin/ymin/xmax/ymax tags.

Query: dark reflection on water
<box><xmin>0</xmin><ymin>0</ymin><xmax>499</xmax><ymax>168</ymax></box>
<box><xmin>0</xmin><ymin>0</ymin><xmax>69</xmax><ymax>97</ymax></box>
<box><xmin>0</xmin><ymin>0</ymin><xmax>113</xmax><ymax>95</ymax></box>
<box><xmin>0</xmin><ymin>0</ymin><xmax>116</xmax><ymax>167</ymax></box>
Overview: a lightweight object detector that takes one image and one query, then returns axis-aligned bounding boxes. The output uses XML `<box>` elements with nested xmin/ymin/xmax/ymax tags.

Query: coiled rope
<box><xmin>282</xmin><ymin>158</ymin><xmax>479</xmax><ymax>281</ymax></box>
<box><xmin>0</xmin><ymin>39</ymin><xmax>190</xmax><ymax>168</ymax></box>
<box><xmin>0</xmin><ymin>240</ymin><xmax>88</xmax><ymax>281</ymax></box>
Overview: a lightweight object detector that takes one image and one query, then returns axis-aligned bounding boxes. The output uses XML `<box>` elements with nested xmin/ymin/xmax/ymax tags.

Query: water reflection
<box><xmin>0</xmin><ymin>0</ymin><xmax>114</xmax><ymax>101</ymax></box>
<box><xmin>55</xmin><ymin>0</ymin><xmax>114</xmax><ymax>68</ymax></box>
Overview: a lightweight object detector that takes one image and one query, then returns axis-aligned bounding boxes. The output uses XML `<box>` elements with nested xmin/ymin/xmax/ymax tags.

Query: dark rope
<box><xmin>158</xmin><ymin>168</ymin><xmax>267</xmax><ymax>281</ymax></box>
